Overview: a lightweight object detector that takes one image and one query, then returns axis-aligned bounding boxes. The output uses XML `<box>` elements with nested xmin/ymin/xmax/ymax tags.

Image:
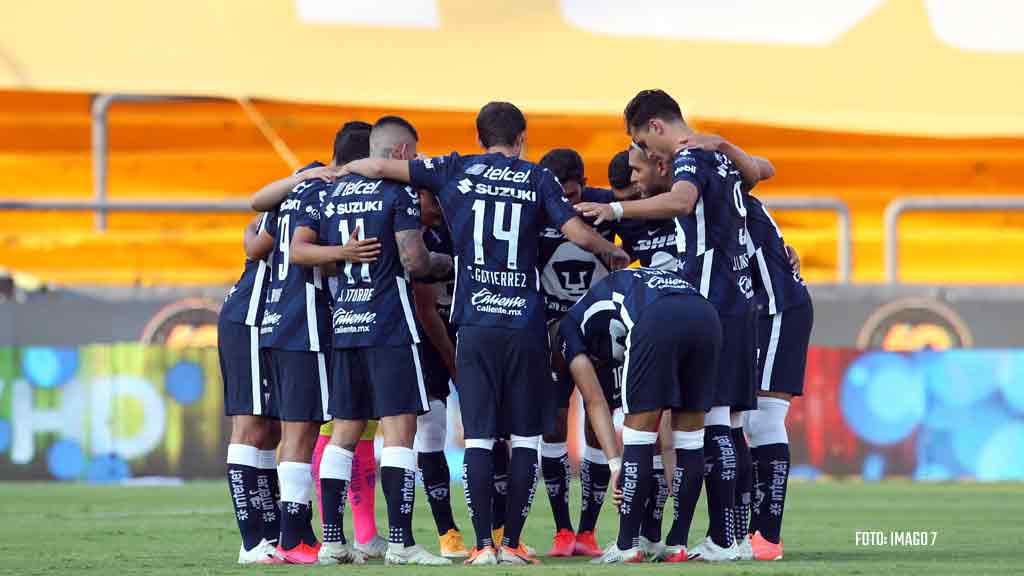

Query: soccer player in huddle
<box><xmin>535</xmin><ymin>148</ymin><xmax>616</xmax><ymax>558</ymax></box>
<box><xmin>290</xmin><ymin>116</ymin><xmax>454</xmax><ymax>566</ymax></box>
<box><xmin>219</xmin><ymin>213</ymin><xmax>281</xmax><ymax>564</ymax></box>
<box><xmin>559</xmin><ymin>267</ymin><xmax>722</xmax><ymax>563</ymax></box>
<box><xmin>578</xmin><ymin>89</ymin><xmax>757</xmax><ymax>561</ymax></box>
<box><xmin>341</xmin><ymin>101</ymin><xmax>629</xmax><ymax>565</ymax></box>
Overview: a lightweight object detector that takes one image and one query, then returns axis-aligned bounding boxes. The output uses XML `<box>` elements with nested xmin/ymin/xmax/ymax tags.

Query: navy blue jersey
<box><xmin>313</xmin><ymin>174</ymin><xmax>424</xmax><ymax>348</ymax></box>
<box><xmin>539</xmin><ymin>187</ymin><xmax>615</xmax><ymax>321</ymax></box>
<box><xmin>613</xmin><ymin>217</ymin><xmax>680</xmax><ymax>270</ymax></box>
<box><xmin>559</xmin><ymin>268</ymin><xmax>699</xmax><ymax>367</ymax></box>
<box><xmin>744</xmin><ymin>194</ymin><xmax>809</xmax><ymax>315</ymax></box>
<box><xmin>221</xmin><ymin>211</ymin><xmax>275</xmax><ymax>326</ymax></box>
<box><xmin>418</xmin><ymin>224</ymin><xmax>456</xmax><ymax>321</ymax></box>
<box><xmin>672</xmin><ymin>148</ymin><xmax>754</xmax><ymax>316</ymax></box>
<box><xmin>259</xmin><ymin>179</ymin><xmax>332</xmax><ymax>352</ymax></box>
<box><xmin>408</xmin><ymin>152</ymin><xmax>577</xmax><ymax>332</ymax></box>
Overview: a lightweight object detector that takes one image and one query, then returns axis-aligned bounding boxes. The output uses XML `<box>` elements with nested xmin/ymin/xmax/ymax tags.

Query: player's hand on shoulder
<box><xmin>676</xmin><ymin>133</ymin><xmax>724</xmax><ymax>153</ymax></box>
<box><xmin>302</xmin><ymin>165</ymin><xmax>337</xmax><ymax>183</ymax></box>
<box><xmin>576</xmin><ymin>202</ymin><xmax>614</xmax><ymax>225</ymax></box>
<box><xmin>607</xmin><ymin>247</ymin><xmax>631</xmax><ymax>271</ymax></box>
<box><xmin>786</xmin><ymin>244</ymin><xmax>801</xmax><ymax>274</ymax></box>
<box><xmin>339</xmin><ymin>224</ymin><xmax>382</xmax><ymax>263</ymax></box>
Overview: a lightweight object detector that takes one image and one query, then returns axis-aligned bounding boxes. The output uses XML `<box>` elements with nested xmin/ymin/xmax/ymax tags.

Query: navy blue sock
<box><xmin>577</xmin><ymin>455</ymin><xmax>610</xmax><ymax>533</ymax></box>
<box><xmin>502</xmin><ymin>445</ymin><xmax>540</xmax><ymax>549</ymax></box>
<box><xmin>754</xmin><ymin>443</ymin><xmax>790</xmax><ymax>544</ymax></box>
<box><xmin>280</xmin><ymin>501</ymin><xmax>312</xmax><ymax>549</ymax></box>
<box><xmin>666</xmin><ymin>446</ymin><xmax>704</xmax><ymax>547</ymax></box>
<box><xmin>381</xmin><ymin>464</ymin><xmax>417</xmax><ymax>546</ymax></box>
<box><xmin>641</xmin><ymin>460</ymin><xmax>668</xmax><ymax>543</ymax></box>
<box><xmin>419</xmin><ymin>451</ymin><xmax>457</xmax><ymax>535</ymax></box>
<box><xmin>491</xmin><ymin>440</ymin><xmax>508</xmax><ymax>532</ymax></box>
<box><xmin>732</xmin><ymin>426</ymin><xmax>753</xmax><ymax>542</ymax></box>
<box><xmin>704</xmin><ymin>425</ymin><xmax>737</xmax><ymax>548</ymax></box>
<box><xmin>616</xmin><ymin>443</ymin><xmax>654</xmax><ymax>551</ymax></box>
<box><xmin>320</xmin><ymin>478</ymin><xmax>349</xmax><ymax>544</ymax></box>
<box><xmin>541</xmin><ymin>450</ymin><xmax>574</xmax><ymax>532</ymax></box>
<box><xmin>227</xmin><ymin>463</ymin><xmax>264</xmax><ymax>551</ymax></box>
<box><xmin>464</xmin><ymin>447</ymin><xmax>495</xmax><ymax>549</ymax></box>
<box><xmin>256</xmin><ymin>468</ymin><xmax>280</xmax><ymax>545</ymax></box>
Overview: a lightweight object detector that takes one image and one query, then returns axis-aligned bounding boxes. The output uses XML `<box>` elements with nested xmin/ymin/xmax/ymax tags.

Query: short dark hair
<box><xmin>539</xmin><ymin>148</ymin><xmax>585</xmax><ymax>184</ymax></box>
<box><xmin>333</xmin><ymin>121</ymin><xmax>371</xmax><ymax>164</ymax></box>
<box><xmin>623</xmin><ymin>89</ymin><xmax>683</xmax><ymax>132</ymax></box>
<box><xmin>476</xmin><ymin>101</ymin><xmax>526</xmax><ymax>148</ymax></box>
<box><xmin>607</xmin><ymin>150</ymin><xmax>631</xmax><ymax>190</ymax></box>
<box><xmin>373</xmin><ymin>115</ymin><xmax>419</xmax><ymax>141</ymax></box>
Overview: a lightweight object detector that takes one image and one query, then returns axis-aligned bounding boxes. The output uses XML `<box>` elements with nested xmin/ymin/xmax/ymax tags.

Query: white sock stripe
<box><xmin>226</xmin><ymin>443</ymin><xmax>261</xmax><ymax>467</ymax></box>
<box><xmin>465</xmin><ymin>438</ymin><xmax>495</xmax><ymax>451</ymax></box>
<box><xmin>673</xmin><ymin>430</ymin><xmax>704</xmax><ymax>450</ymax></box>
<box><xmin>414</xmin><ymin>401</ymin><xmax>447</xmax><ymax>453</ymax></box>
<box><xmin>320</xmin><ymin>445</ymin><xmax>354</xmax><ymax>481</ymax></box>
<box><xmin>510</xmin><ymin>434</ymin><xmax>541</xmax><ymax>450</ymax></box>
<box><xmin>541</xmin><ymin>441</ymin><xmax>568</xmax><ymax>459</ymax></box>
<box><xmin>730</xmin><ymin>411</ymin><xmax>745</xmax><ymax>429</ymax></box>
<box><xmin>257</xmin><ymin>449</ymin><xmax>278</xmax><ymax>470</ymax></box>
<box><xmin>380</xmin><ymin>446</ymin><xmax>417</xmax><ymax>471</ymax></box>
<box><xmin>704</xmin><ymin>405</ymin><xmax>731</xmax><ymax>427</ymax></box>
<box><xmin>622</xmin><ymin>426</ymin><xmax>658</xmax><ymax>445</ymax></box>
<box><xmin>748</xmin><ymin>396</ymin><xmax>791</xmax><ymax>447</ymax></box>
<box><xmin>583</xmin><ymin>445</ymin><xmax>608</xmax><ymax>464</ymax></box>
<box><xmin>277</xmin><ymin>461</ymin><xmax>313</xmax><ymax>503</ymax></box>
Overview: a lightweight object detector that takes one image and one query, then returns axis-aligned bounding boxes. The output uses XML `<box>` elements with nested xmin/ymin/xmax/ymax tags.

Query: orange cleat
<box><xmin>573</xmin><ymin>531</ymin><xmax>603</xmax><ymax>557</ymax></box>
<box><xmin>500</xmin><ymin>543</ymin><xmax>541</xmax><ymax>565</ymax></box>
<box><xmin>547</xmin><ymin>529</ymin><xmax>576</xmax><ymax>557</ymax></box>
<box><xmin>662</xmin><ymin>545</ymin><xmax>689</xmax><ymax>563</ymax></box>
<box><xmin>276</xmin><ymin>542</ymin><xmax>321</xmax><ymax>564</ymax></box>
<box><xmin>751</xmin><ymin>531</ymin><xmax>783</xmax><ymax>561</ymax></box>
<box><xmin>464</xmin><ymin>546</ymin><xmax>499</xmax><ymax>566</ymax></box>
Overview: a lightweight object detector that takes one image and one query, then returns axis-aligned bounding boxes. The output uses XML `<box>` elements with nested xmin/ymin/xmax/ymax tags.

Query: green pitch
<box><xmin>2</xmin><ymin>479</ymin><xmax>1022</xmax><ymax>575</ymax></box>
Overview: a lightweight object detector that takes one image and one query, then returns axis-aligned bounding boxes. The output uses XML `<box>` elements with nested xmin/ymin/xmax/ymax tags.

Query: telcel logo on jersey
<box><xmin>333</xmin><ymin>307</ymin><xmax>376</xmax><ymax>334</ymax></box>
<box><xmin>483</xmin><ymin>166</ymin><xmax>531</xmax><ymax>183</ymax></box>
<box><xmin>335</xmin><ymin>179</ymin><xmax>383</xmax><ymax>196</ymax></box>
<box><xmin>470</xmin><ymin>288</ymin><xmax>526</xmax><ymax>316</ymax></box>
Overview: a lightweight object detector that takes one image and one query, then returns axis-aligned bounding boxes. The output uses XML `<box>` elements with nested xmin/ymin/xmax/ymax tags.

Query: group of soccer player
<box><xmin>216</xmin><ymin>88</ymin><xmax>813</xmax><ymax>566</ymax></box>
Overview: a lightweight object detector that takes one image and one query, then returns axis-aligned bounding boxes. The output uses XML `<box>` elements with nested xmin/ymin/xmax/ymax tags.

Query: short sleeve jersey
<box><xmin>408</xmin><ymin>152</ymin><xmax>577</xmax><ymax>332</ymax></box>
<box><xmin>221</xmin><ymin>211</ymin><xmax>276</xmax><ymax>327</ymax></box>
<box><xmin>744</xmin><ymin>194</ymin><xmax>809</xmax><ymax>315</ymax></box>
<box><xmin>316</xmin><ymin>174</ymin><xmax>424</xmax><ymax>348</ymax></box>
<box><xmin>259</xmin><ymin>178</ymin><xmax>332</xmax><ymax>352</ymax></box>
<box><xmin>613</xmin><ymin>216</ymin><xmax>680</xmax><ymax>271</ymax></box>
<box><xmin>672</xmin><ymin>148</ymin><xmax>754</xmax><ymax>317</ymax></box>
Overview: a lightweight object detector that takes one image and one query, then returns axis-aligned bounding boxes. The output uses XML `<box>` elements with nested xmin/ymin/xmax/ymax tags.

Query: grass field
<box><xmin>2</xmin><ymin>479</ymin><xmax>1023</xmax><ymax>575</ymax></box>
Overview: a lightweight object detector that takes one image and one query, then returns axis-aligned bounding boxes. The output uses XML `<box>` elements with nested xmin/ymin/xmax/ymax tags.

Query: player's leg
<box><xmin>612</xmin><ymin>411</ymin><xmax>660</xmax><ymax>558</ymax></box>
<box><xmin>640</xmin><ymin>411</ymin><xmax>672</xmax><ymax>559</ymax></box>
<box><xmin>318</xmin><ymin>419</ymin><xmax>367</xmax><ymax>564</ymax></box>
<box><xmin>541</xmin><ymin>320</ymin><xmax>575</xmax><ymax>556</ymax></box>
<box><xmin>349</xmin><ymin>421</ymin><xmax>382</xmax><ymax>555</ymax></box>
<box><xmin>732</xmin><ymin>410</ymin><xmax>754</xmax><ymax>557</ymax></box>
<box><xmin>574</xmin><ymin>418</ymin><xmax>610</xmax><ymax>557</ymax></box>
<box><xmin>415</xmin><ymin>397</ymin><xmax>467</xmax><ymax>558</ymax></box>
<box><xmin>310</xmin><ymin>423</ymin><xmax>331</xmax><ymax>521</ymax></box>
<box><xmin>256</xmin><ymin>421</ymin><xmax>281</xmax><ymax>548</ymax></box>
<box><xmin>489</xmin><ymin>438</ymin><xmax>509</xmax><ymax>546</ymax></box>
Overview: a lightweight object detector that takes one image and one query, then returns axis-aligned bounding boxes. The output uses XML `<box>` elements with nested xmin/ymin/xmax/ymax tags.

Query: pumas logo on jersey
<box><xmin>457</xmin><ymin>179</ymin><xmax>473</xmax><ymax>194</ymax></box>
<box><xmin>333</xmin><ymin>307</ymin><xmax>377</xmax><ymax>334</ymax></box>
<box><xmin>470</xmin><ymin>288</ymin><xmax>526</xmax><ymax>316</ymax></box>
<box><xmin>465</xmin><ymin>163</ymin><xmax>488</xmax><ymax>176</ymax></box>
<box><xmin>483</xmin><ymin>166</ymin><xmax>531</xmax><ymax>183</ymax></box>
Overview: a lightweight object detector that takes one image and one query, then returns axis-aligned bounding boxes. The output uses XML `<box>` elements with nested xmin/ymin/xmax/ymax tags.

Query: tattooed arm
<box><xmin>395</xmin><ymin>229</ymin><xmax>452</xmax><ymax>279</ymax></box>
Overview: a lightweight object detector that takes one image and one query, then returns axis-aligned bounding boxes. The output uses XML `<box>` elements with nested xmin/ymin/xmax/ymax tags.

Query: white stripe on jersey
<box><xmin>695</xmin><ymin>196</ymin><xmax>707</xmax><ymax>255</ymax></box>
<box><xmin>611</xmin><ymin>292</ymin><xmax>635</xmax><ymax>413</ymax></box>
<box><xmin>755</xmin><ymin>247</ymin><xmax>778</xmax><ymax>316</ymax></box>
<box><xmin>396</xmin><ymin>276</ymin><xmax>421</xmax><ymax>344</ymax></box>
<box><xmin>699</xmin><ymin>248</ymin><xmax>714</xmax><ymax>298</ymax></box>
<box><xmin>760</xmin><ymin>312</ymin><xmax>783</xmax><ymax>391</ymax></box>
<box><xmin>674</xmin><ymin>218</ymin><xmax>687</xmax><ymax>258</ymax></box>
<box><xmin>449</xmin><ymin>256</ymin><xmax>460</xmax><ymax>324</ymax></box>
<box><xmin>410</xmin><ymin>344</ymin><xmax>429</xmax><ymax>412</ymax></box>
<box><xmin>581</xmin><ymin>300</ymin><xmax>617</xmax><ymax>331</ymax></box>
<box><xmin>245</xmin><ymin>213</ymin><xmax>272</xmax><ymax>327</ymax></box>
<box><xmin>305</xmin><ymin>282</ymin><xmax>321</xmax><ymax>352</ymax></box>
<box><xmin>317</xmin><ymin>351</ymin><xmax>330</xmax><ymax>420</ymax></box>
<box><xmin>249</xmin><ymin>325</ymin><xmax>262</xmax><ymax>416</ymax></box>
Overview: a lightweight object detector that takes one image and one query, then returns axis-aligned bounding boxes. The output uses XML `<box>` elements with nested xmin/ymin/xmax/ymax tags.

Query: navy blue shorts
<box><xmin>455</xmin><ymin>325</ymin><xmax>553</xmax><ymax>439</ymax></box>
<box><xmin>262</xmin><ymin>348</ymin><xmax>330</xmax><ymax>422</ymax></box>
<box><xmin>419</xmin><ymin>321</ymin><xmax>457</xmax><ymax>401</ymax></box>
<box><xmin>218</xmin><ymin>318</ymin><xmax>271</xmax><ymax>417</ymax></box>
<box><xmin>622</xmin><ymin>294</ymin><xmax>721</xmax><ymax>414</ymax></box>
<box><xmin>711</xmin><ymin>307</ymin><xmax>759</xmax><ymax>411</ymax></box>
<box><xmin>757</xmin><ymin>299</ymin><xmax>814</xmax><ymax>396</ymax></box>
<box><xmin>330</xmin><ymin>344</ymin><xmax>430</xmax><ymax>420</ymax></box>
<box><xmin>548</xmin><ymin>319</ymin><xmax>619</xmax><ymax>410</ymax></box>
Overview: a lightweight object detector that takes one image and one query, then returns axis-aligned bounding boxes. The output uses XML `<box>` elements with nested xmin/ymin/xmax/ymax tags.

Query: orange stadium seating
<box><xmin>2</xmin><ymin>90</ymin><xmax>1023</xmax><ymax>286</ymax></box>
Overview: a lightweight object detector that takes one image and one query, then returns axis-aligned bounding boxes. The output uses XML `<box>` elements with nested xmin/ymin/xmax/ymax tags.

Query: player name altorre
<box><xmin>471</xmin><ymin>267</ymin><xmax>528</xmax><ymax>288</ymax></box>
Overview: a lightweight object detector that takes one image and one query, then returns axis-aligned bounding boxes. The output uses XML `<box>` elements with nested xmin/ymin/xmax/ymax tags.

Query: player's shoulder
<box><xmin>582</xmin><ymin>186</ymin><xmax>615</xmax><ymax>203</ymax></box>
<box><xmin>295</xmin><ymin>160</ymin><xmax>325</xmax><ymax>175</ymax></box>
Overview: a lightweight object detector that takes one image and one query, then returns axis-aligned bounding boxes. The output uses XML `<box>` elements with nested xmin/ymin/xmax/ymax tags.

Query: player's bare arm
<box><xmin>560</xmin><ymin>216</ymin><xmax>631</xmax><ymax>270</ymax></box>
<box><xmin>289</xmin><ymin>225</ymin><xmax>381</xmax><ymax>266</ymax></box>
<box><xmin>786</xmin><ymin>244</ymin><xmax>801</xmax><ymax>273</ymax></box>
<box><xmin>339</xmin><ymin>158</ymin><xmax>411</xmax><ymax>183</ymax></box>
<box><xmin>678</xmin><ymin>133</ymin><xmax>767</xmax><ymax>189</ymax></box>
<box><xmin>396</xmin><ymin>228</ymin><xmax>452</xmax><ymax>279</ymax></box>
<box><xmin>243</xmin><ymin>215</ymin><xmax>274</xmax><ymax>260</ymax></box>
<box><xmin>250</xmin><ymin>165</ymin><xmax>335</xmax><ymax>211</ymax></box>
<box><xmin>413</xmin><ymin>281</ymin><xmax>457</xmax><ymax>379</ymax></box>
<box><xmin>567</xmin><ymin>354</ymin><xmax>622</xmax><ymax>487</ymax></box>
<box><xmin>576</xmin><ymin>180</ymin><xmax>698</xmax><ymax>225</ymax></box>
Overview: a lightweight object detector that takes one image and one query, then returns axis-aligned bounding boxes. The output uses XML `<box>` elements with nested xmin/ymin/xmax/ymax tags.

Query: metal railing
<box><xmin>884</xmin><ymin>196</ymin><xmax>1024</xmax><ymax>284</ymax></box>
<box><xmin>763</xmin><ymin>196</ymin><xmax>852</xmax><ymax>284</ymax></box>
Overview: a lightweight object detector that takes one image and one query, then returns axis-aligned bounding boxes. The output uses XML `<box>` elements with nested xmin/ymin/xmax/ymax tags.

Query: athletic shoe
<box><xmin>687</xmin><ymin>536</ymin><xmax>740</xmax><ymax>562</ymax></box>
<box><xmin>573</xmin><ymin>531</ymin><xmax>603</xmax><ymax>557</ymax></box>
<box><xmin>439</xmin><ymin>528</ymin><xmax>469</xmax><ymax>559</ymax></box>
<box><xmin>751</xmin><ymin>531</ymin><xmax>784</xmax><ymax>561</ymax></box>
<box><xmin>384</xmin><ymin>543</ymin><xmax>452</xmax><ymax>566</ymax></box>
<box><xmin>639</xmin><ymin>536</ymin><xmax>666</xmax><ymax>561</ymax></box>
<box><xmin>463</xmin><ymin>546</ymin><xmax>499</xmax><ymax>566</ymax></box>
<box><xmin>354</xmin><ymin>534</ymin><xmax>388</xmax><ymax>559</ymax></box>
<box><xmin>317</xmin><ymin>541</ymin><xmax>366</xmax><ymax>565</ymax></box>
<box><xmin>661</xmin><ymin>545</ymin><xmax>688</xmax><ymax>563</ymax></box>
<box><xmin>276</xmin><ymin>542</ymin><xmax>320</xmax><ymax>564</ymax></box>
<box><xmin>590</xmin><ymin>543</ymin><xmax>644</xmax><ymax>564</ymax></box>
<box><xmin>736</xmin><ymin>534</ymin><xmax>754</xmax><ymax>560</ymax></box>
<box><xmin>547</xmin><ymin>529</ymin><xmax>576</xmax><ymax>557</ymax></box>
<box><xmin>500</xmin><ymin>543</ymin><xmax>540</xmax><ymax>565</ymax></box>
<box><xmin>237</xmin><ymin>539</ymin><xmax>278</xmax><ymax>564</ymax></box>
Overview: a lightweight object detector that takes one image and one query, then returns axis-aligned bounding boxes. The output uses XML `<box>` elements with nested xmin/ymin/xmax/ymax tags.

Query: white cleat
<box><xmin>736</xmin><ymin>534</ymin><xmax>754</xmax><ymax>560</ymax></box>
<box><xmin>354</xmin><ymin>535</ymin><xmax>389</xmax><ymax>559</ymax></box>
<box><xmin>639</xmin><ymin>536</ymin><xmax>666</xmax><ymax>561</ymax></box>
<box><xmin>384</xmin><ymin>543</ymin><xmax>452</xmax><ymax>566</ymax></box>
<box><xmin>318</xmin><ymin>541</ymin><xmax>367</xmax><ymax>565</ymax></box>
<box><xmin>237</xmin><ymin>539</ymin><xmax>278</xmax><ymax>564</ymax></box>
<box><xmin>687</xmin><ymin>536</ymin><xmax>740</xmax><ymax>562</ymax></box>
<box><xmin>591</xmin><ymin>543</ymin><xmax>645</xmax><ymax>564</ymax></box>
